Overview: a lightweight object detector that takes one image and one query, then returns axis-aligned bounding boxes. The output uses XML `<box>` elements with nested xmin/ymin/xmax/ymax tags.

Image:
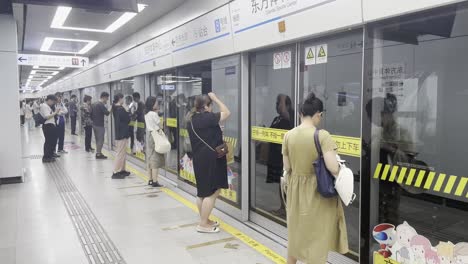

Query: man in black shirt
<box><xmin>69</xmin><ymin>95</ymin><xmax>78</xmax><ymax>135</ymax></box>
<box><xmin>91</xmin><ymin>92</ymin><xmax>110</xmax><ymax>159</ymax></box>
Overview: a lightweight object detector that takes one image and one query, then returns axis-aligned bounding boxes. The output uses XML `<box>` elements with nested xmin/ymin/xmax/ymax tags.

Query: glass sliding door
<box><xmin>111</xmin><ymin>76</ymin><xmax>146</xmax><ymax>159</ymax></box>
<box><xmin>149</xmin><ymin>71</ymin><xmax>178</xmax><ymax>182</ymax></box>
<box><xmin>299</xmin><ymin>29</ymin><xmax>363</xmax><ymax>258</ymax></box>
<box><xmin>363</xmin><ymin>3</ymin><xmax>468</xmax><ymax>263</ymax></box>
<box><xmin>250</xmin><ymin>44</ymin><xmax>296</xmax><ymax>223</ymax></box>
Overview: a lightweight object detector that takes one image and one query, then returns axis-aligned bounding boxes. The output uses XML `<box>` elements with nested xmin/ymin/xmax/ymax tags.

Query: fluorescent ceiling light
<box><xmin>40</xmin><ymin>37</ymin><xmax>98</xmax><ymax>55</ymax></box>
<box><xmin>33</xmin><ymin>65</ymin><xmax>65</xmax><ymax>70</ymax></box>
<box><xmin>50</xmin><ymin>4</ymin><xmax>147</xmax><ymax>33</ymax></box>
<box><xmin>30</xmin><ymin>70</ymin><xmax>59</xmax><ymax>76</ymax></box>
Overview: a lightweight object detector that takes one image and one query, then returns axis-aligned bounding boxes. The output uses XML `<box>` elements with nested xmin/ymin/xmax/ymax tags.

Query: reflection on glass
<box><xmin>367</xmin><ymin>4</ymin><xmax>468</xmax><ymax>262</ymax></box>
<box><xmin>299</xmin><ymin>30</ymin><xmax>363</xmax><ymax>255</ymax></box>
<box><xmin>250</xmin><ymin>45</ymin><xmax>296</xmax><ymax>222</ymax></box>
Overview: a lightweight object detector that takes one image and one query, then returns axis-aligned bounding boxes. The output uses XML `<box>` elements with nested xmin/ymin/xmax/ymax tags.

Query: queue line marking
<box><xmin>101</xmin><ymin>149</ymin><xmax>287</xmax><ymax>264</ymax></box>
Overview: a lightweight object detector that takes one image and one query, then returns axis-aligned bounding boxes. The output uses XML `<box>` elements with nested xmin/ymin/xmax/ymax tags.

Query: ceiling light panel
<box><xmin>33</xmin><ymin>65</ymin><xmax>65</xmax><ymax>70</ymax></box>
<box><xmin>50</xmin><ymin>4</ymin><xmax>147</xmax><ymax>33</ymax></box>
<box><xmin>40</xmin><ymin>37</ymin><xmax>98</xmax><ymax>54</ymax></box>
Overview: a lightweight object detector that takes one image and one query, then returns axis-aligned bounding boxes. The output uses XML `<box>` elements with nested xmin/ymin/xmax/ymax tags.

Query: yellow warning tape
<box><xmin>99</xmin><ymin>148</ymin><xmax>285</xmax><ymax>263</ymax></box>
<box><xmin>251</xmin><ymin>126</ymin><xmax>361</xmax><ymax>157</ymax></box>
<box><xmin>166</xmin><ymin>118</ymin><xmax>177</xmax><ymax>128</ymax></box>
<box><xmin>129</xmin><ymin>121</ymin><xmax>145</xmax><ymax>128</ymax></box>
<box><xmin>374</xmin><ymin>252</ymin><xmax>400</xmax><ymax>264</ymax></box>
<box><xmin>124</xmin><ymin>163</ymin><xmax>285</xmax><ymax>263</ymax></box>
<box><xmin>373</xmin><ymin>162</ymin><xmax>468</xmax><ymax>198</ymax></box>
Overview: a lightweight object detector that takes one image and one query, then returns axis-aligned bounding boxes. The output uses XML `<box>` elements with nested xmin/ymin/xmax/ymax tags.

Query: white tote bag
<box><xmin>334</xmin><ymin>155</ymin><xmax>356</xmax><ymax>206</ymax></box>
<box><xmin>151</xmin><ymin>129</ymin><xmax>171</xmax><ymax>154</ymax></box>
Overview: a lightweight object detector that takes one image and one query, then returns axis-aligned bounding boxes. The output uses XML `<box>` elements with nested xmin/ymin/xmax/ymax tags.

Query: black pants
<box><xmin>42</xmin><ymin>124</ymin><xmax>57</xmax><ymax>159</ymax></box>
<box><xmin>129</xmin><ymin>127</ymin><xmax>135</xmax><ymax>151</ymax></box>
<box><xmin>71</xmin><ymin>116</ymin><xmax>77</xmax><ymax>134</ymax></box>
<box><xmin>20</xmin><ymin>115</ymin><xmax>25</xmax><ymax>125</ymax></box>
<box><xmin>56</xmin><ymin>121</ymin><xmax>65</xmax><ymax>151</ymax></box>
<box><xmin>84</xmin><ymin>125</ymin><xmax>92</xmax><ymax>151</ymax></box>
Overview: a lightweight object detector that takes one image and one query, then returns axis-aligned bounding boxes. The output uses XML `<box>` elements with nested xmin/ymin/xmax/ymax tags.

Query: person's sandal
<box><xmin>196</xmin><ymin>226</ymin><xmax>220</xmax><ymax>233</ymax></box>
<box><xmin>210</xmin><ymin>221</ymin><xmax>220</xmax><ymax>227</ymax></box>
<box><xmin>148</xmin><ymin>180</ymin><xmax>154</xmax><ymax>186</ymax></box>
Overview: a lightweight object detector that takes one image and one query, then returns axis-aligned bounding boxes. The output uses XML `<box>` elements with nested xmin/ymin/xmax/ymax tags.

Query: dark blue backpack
<box><xmin>313</xmin><ymin>129</ymin><xmax>338</xmax><ymax>198</ymax></box>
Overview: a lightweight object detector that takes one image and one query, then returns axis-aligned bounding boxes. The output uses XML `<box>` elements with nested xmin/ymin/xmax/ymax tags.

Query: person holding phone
<box><xmin>40</xmin><ymin>95</ymin><xmax>60</xmax><ymax>163</ymax></box>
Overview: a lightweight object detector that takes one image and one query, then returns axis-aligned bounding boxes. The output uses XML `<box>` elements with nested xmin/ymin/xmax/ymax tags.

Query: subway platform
<box><xmin>0</xmin><ymin>127</ymin><xmax>288</xmax><ymax>264</ymax></box>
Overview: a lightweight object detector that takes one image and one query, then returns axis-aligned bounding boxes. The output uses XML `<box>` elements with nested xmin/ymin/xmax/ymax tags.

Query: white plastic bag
<box><xmin>334</xmin><ymin>155</ymin><xmax>356</xmax><ymax>206</ymax></box>
<box><xmin>152</xmin><ymin>129</ymin><xmax>171</xmax><ymax>154</ymax></box>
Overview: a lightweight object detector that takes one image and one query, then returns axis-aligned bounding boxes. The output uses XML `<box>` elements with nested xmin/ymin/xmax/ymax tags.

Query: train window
<box><xmin>366</xmin><ymin>3</ymin><xmax>468</xmax><ymax>262</ymax></box>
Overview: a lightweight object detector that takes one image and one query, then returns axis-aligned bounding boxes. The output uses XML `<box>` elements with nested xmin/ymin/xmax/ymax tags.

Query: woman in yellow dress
<box><xmin>282</xmin><ymin>92</ymin><xmax>348</xmax><ymax>264</ymax></box>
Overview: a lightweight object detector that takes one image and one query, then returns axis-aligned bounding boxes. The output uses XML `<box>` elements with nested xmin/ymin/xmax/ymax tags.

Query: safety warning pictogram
<box><xmin>305</xmin><ymin>46</ymin><xmax>316</xmax><ymax>65</ymax></box>
<box><xmin>316</xmin><ymin>44</ymin><xmax>328</xmax><ymax>64</ymax></box>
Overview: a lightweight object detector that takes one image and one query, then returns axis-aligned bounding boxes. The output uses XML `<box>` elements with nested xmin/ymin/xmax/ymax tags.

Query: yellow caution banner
<box><xmin>373</xmin><ymin>163</ymin><xmax>468</xmax><ymax>198</ymax></box>
<box><xmin>331</xmin><ymin>135</ymin><xmax>361</xmax><ymax>158</ymax></box>
<box><xmin>251</xmin><ymin>126</ymin><xmax>286</xmax><ymax>144</ymax></box>
<box><xmin>166</xmin><ymin>118</ymin><xmax>177</xmax><ymax>128</ymax></box>
<box><xmin>251</xmin><ymin>126</ymin><xmax>361</xmax><ymax>157</ymax></box>
<box><xmin>129</xmin><ymin>121</ymin><xmax>145</xmax><ymax>129</ymax></box>
<box><xmin>374</xmin><ymin>252</ymin><xmax>400</xmax><ymax>264</ymax></box>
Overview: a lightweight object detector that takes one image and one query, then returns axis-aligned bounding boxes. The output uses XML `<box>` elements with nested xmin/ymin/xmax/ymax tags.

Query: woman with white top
<box><xmin>25</xmin><ymin>101</ymin><xmax>34</xmax><ymax>130</ymax></box>
<box><xmin>144</xmin><ymin>96</ymin><xmax>165</xmax><ymax>187</ymax></box>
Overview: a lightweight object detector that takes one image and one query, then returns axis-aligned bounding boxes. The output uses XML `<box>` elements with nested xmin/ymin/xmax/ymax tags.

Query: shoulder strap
<box><xmin>314</xmin><ymin>129</ymin><xmax>323</xmax><ymax>156</ymax></box>
<box><xmin>190</xmin><ymin>116</ymin><xmax>215</xmax><ymax>152</ymax></box>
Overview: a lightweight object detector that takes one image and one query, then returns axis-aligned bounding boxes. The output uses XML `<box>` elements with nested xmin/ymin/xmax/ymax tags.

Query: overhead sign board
<box><xmin>230</xmin><ymin>0</ymin><xmax>333</xmax><ymax>34</ymax></box>
<box><xmin>17</xmin><ymin>54</ymin><xmax>89</xmax><ymax>68</ymax></box>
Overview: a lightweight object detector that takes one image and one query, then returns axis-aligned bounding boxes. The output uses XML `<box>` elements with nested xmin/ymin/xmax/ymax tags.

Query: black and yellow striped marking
<box><xmin>374</xmin><ymin>163</ymin><xmax>468</xmax><ymax>198</ymax></box>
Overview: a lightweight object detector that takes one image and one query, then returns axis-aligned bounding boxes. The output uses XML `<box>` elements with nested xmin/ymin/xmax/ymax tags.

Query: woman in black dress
<box><xmin>188</xmin><ymin>92</ymin><xmax>231</xmax><ymax>233</ymax></box>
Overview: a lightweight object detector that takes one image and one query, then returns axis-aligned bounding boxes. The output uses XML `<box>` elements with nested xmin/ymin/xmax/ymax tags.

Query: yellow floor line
<box><xmin>101</xmin><ymin>149</ymin><xmax>286</xmax><ymax>263</ymax></box>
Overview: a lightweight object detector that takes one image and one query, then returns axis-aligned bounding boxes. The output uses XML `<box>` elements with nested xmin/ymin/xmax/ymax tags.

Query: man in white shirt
<box><xmin>54</xmin><ymin>92</ymin><xmax>69</xmax><ymax>154</ymax></box>
<box><xmin>40</xmin><ymin>95</ymin><xmax>59</xmax><ymax>163</ymax></box>
<box><xmin>33</xmin><ymin>100</ymin><xmax>41</xmax><ymax>127</ymax></box>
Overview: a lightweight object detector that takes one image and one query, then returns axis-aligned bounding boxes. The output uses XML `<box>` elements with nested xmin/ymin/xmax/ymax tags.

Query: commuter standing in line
<box><xmin>111</xmin><ymin>93</ymin><xmax>131</xmax><ymax>179</ymax></box>
<box><xmin>24</xmin><ymin>101</ymin><xmax>34</xmax><ymax>130</ymax></box>
<box><xmin>55</xmin><ymin>92</ymin><xmax>69</xmax><ymax>154</ymax></box>
<box><xmin>187</xmin><ymin>93</ymin><xmax>231</xmax><ymax>233</ymax></box>
<box><xmin>69</xmin><ymin>95</ymin><xmax>78</xmax><ymax>135</ymax></box>
<box><xmin>40</xmin><ymin>95</ymin><xmax>59</xmax><ymax>163</ymax></box>
<box><xmin>64</xmin><ymin>98</ymin><xmax>70</xmax><ymax>124</ymax></box>
<box><xmin>20</xmin><ymin>101</ymin><xmax>25</xmax><ymax>126</ymax></box>
<box><xmin>81</xmin><ymin>95</ymin><xmax>94</xmax><ymax>152</ymax></box>
<box><xmin>132</xmin><ymin>92</ymin><xmax>146</xmax><ymax>153</ymax></box>
<box><xmin>126</xmin><ymin>95</ymin><xmax>136</xmax><ymax>154</ymax></box>
<box><xmin>282</xmin><ymin>93</ymin><xmax>348</xmax><ymax>264</ymax></box>
<box><xmin>144</xmin><ymin>96</ymin><xmax>165</xmax><ymax>187</ymax></box>
<box><xmin>33</xmin><ymin>100</ymin><xmax>41</xmax><ymax>127</ymax></box>
<box><xmin>91</xmin><ymin>92</ymin><xmax>110</xmax><ymax>159</ymax></box>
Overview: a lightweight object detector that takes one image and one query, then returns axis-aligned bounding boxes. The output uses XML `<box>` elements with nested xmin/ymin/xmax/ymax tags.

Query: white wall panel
<box><xmin>0</xmin><ymin>15</ymin><xmax>22</xmax><ymax>179</ymax></box>
<box><xmin>231</xmin><ymin>0</ymin><xmax>362</xmax><ymax>52</ymax></box>
<box><xmin>363</xmin><ymin>0</ymin><xmax>463</xmax><ymax>22</ymax></box>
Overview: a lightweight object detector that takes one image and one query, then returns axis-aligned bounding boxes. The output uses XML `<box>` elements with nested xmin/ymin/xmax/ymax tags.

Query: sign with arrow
<box><xmin>17</xmin><ymin>54</ymin><xmax>89</xmax><ymax>68</ymax></box>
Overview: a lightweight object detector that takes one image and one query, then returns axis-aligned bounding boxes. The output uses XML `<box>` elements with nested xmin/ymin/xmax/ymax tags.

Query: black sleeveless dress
<box><xmin>188</xmin><ymin>112</ymin><xmax>228</xmax><ymax>198</ymax></box>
